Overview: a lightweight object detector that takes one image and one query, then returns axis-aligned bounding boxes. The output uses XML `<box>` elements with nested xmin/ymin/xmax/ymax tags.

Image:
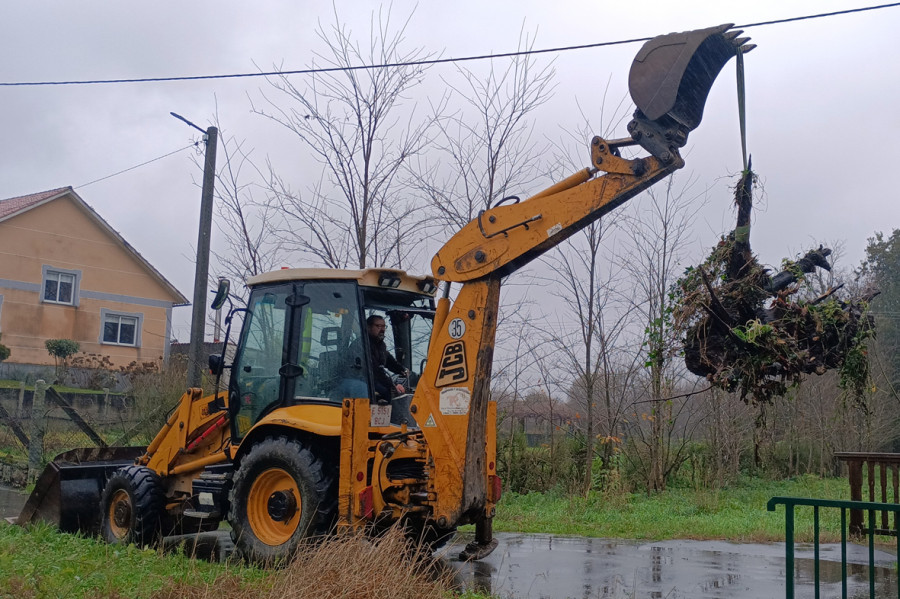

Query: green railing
<box><xmin>767</xmin><ymin>496</ymin><xmax>900</xmax><ymax>599</ymax></box>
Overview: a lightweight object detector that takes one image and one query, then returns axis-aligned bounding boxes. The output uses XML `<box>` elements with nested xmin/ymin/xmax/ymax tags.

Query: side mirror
<box><xmin>208</xmin><ymin>354</ymin><xmax>224</xmax><ymax>375</ymax></box>
<box><xmin>211</xmin><ymin>278</ymin><xmax>230</xmax><ymax>310</ymax></box>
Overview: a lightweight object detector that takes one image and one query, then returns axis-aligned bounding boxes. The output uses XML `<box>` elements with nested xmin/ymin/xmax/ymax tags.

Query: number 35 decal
<box><xmin>448</xmin><ymin>318</ymin><xmax>466</xmax><ymax>339</ymax></box>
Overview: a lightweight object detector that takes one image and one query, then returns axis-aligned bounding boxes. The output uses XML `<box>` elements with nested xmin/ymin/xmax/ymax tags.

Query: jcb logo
<box><xmin>435</xmin><ymin>341</ymin><xmax>468</xmax><ymax>387</ymax></box>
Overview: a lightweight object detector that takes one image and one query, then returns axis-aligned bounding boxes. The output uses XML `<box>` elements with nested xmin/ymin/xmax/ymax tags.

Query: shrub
<box><xmin>66</xmin><ymin>353</ymin><xmax>118</xmax><ymax>389</ymax></box>
<box><xmin>118</xmin><ymin>355</ymin><xmax>189</xmax><ymax>443</ymax></box>
<box><xmin>0</xmin><ymin>333</ymin><xmax>9</xmax><ymax>363</ymax></box>
<box><xmin>45</xmin><ymin>339</ymin><xmax>80</xmax><ymax>380</ymax></box>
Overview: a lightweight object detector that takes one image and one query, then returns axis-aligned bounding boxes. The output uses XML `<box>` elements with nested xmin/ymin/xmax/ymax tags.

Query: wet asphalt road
<box><xmin>444</xmin><ymin>533</ymin><xmax>898</xmax><ymax>598</ymax></box>
<box><xmin>3</xmin><ymin>486</ymin><xmax>897</xmax><ymax>598</ymax></box>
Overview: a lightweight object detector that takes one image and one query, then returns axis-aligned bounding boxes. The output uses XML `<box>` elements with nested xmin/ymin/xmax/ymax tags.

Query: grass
<box><xmin>0</xmin><ymin>522</ymin><xmax>492</xmax><ymax>599</ymax></box>
<box><xmin>0</xmin><ymin>521</ymin><xmax>248</xmax><ymax>598</ymax></box>
<box><xmin>492</xmin><ymin>474</ymin><xmax>852</xmax><ymax>543</ymax></box>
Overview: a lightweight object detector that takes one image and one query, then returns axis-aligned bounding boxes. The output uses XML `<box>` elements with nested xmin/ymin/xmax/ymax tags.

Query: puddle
<box><xmin>443</xmin><ymin>533</ymin><xmax>899</xmax><ymax>599</ymax></box>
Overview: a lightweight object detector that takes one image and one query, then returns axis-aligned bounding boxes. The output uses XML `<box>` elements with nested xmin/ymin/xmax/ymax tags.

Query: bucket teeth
<box><xmin>629</xmin><ymin>24</ymin><xmax>752</xmax><ymax>130</ymax></box>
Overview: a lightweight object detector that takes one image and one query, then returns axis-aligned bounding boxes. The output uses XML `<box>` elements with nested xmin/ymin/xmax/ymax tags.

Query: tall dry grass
<box><xmin>151</xmin><ymin>528</ymin><xmax>457</xmax><ymax>599</ymax></box>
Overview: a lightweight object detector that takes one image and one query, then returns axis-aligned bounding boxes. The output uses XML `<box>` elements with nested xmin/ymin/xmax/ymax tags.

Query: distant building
<box><xmin>0</xmin><ymin>187</ymin><xmax>188</xmax><ymax>370</ymax></box>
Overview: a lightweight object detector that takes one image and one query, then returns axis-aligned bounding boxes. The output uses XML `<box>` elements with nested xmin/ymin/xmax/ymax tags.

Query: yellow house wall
<box><xmin>0</xmin><ymin>195</ymin><xmax>183</xmax><ymax>368</ymax></box>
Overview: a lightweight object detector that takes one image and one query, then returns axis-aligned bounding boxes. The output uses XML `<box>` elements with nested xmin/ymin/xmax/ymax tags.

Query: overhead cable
<box><xmin>75</xmin><ymin>143</ymin><xmax>198</xmax><ymax>189</ymax></box>
<box><xmin>2</xmin><ymin>2</ymin><xmax>898</xmax><ymax>87</ymax></box>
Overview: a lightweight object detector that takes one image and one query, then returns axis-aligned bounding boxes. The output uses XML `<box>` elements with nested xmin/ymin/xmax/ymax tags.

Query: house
<box><xmin>0</xmin><ymin>187</ymin><xmax>188</xmax><ymax>372</ymax></box>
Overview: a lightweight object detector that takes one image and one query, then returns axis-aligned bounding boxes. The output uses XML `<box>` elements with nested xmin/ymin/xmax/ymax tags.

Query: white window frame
<box><xmin>41</xmin><ymin>265</ymin><xmax>81</xmax><ymax>306</ymax></box>
<box><xmin>100</xmin><ymin>308</ymin><xmax>143</xmax><ymax>347</ymax></box>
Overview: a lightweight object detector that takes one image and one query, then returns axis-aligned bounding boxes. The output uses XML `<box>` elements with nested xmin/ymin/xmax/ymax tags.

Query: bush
<box><xmin>66</xmin><ymin>353</ymin><xmax>119</xmax><ymax>389</ymax></box>
<box><xmin>45</xmin><ymin>338</ymin><xmax>80</xmax><ymax>379</ymax></box>
<box><xmin>498</xmin><ymin>432</ymin><xmax>585</xmax><ymax>494</ymax></box>
<box><xmin>0</xmin><ymin>333</ymin><xmax>9</xmax><ymax>363</ymax></box>
<box><xmin>120</xmin><ymin>355</ymin><xmax>190</xmax><ymax>443</ymax></box>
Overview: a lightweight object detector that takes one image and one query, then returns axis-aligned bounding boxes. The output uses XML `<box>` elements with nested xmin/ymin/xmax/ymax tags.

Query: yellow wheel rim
<box><xmin>108</xmin><ymin>488</ymin><xmax>132</xmax><ymax>540</ymax></box>
<box><xmin>246</xmin><ymin>467</ymin><xmax>301</xmax><ymax>546</ymax></box>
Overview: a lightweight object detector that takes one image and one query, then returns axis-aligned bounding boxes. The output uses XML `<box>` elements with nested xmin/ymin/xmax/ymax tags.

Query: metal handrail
<box><xmin>768</xmin><ymin>496</ymin><xmax>900</xmax><ymax>599</ymax></box>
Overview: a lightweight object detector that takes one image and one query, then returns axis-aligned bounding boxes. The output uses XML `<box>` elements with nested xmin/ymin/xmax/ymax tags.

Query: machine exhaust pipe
<box><xmin>627</xmin><ymin>24</ymin><xmax>754</xmax><ymax>160</ymax></box>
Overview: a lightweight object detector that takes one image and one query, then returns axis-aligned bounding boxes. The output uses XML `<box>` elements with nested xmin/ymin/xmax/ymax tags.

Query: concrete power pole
<box><xmin>182</xmin><ymin>122</ymin><xmax>218</xmax><ymax>388</ymax></box>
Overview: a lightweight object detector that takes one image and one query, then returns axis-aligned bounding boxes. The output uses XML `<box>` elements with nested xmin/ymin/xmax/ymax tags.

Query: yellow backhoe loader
<box><xmin>17</xmin><ymin>24</ymin><xmax>752</xmax><ymax>564</ymax></box>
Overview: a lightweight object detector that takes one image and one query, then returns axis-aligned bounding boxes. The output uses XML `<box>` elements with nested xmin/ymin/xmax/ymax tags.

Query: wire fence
<box><xmin>0</xmin><ymin>381</ymin><xmax>150</xmax><ymax>486</ymax></box>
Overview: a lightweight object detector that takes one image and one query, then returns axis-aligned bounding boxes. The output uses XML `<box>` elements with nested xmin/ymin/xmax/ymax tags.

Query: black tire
<box><xmin>228</xmin><ymin>436</ymin><xmax>334</xmax><ymax>565</ymax></box>
<box><xmin>100</xmin><ymin>465</ymin><xmax>165</xmax><ymax>547</ymax></box>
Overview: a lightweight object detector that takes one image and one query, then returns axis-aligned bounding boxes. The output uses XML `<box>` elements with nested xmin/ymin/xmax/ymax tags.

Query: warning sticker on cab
<box><xmin>424</xmin><ymin>414</ymin><xmax>437</xmax><ymax>427</ymax></box>
<box><xmin>439</xmin><ymin>387</ymin><xmax>471</xmax><ymax>416</ymax></box>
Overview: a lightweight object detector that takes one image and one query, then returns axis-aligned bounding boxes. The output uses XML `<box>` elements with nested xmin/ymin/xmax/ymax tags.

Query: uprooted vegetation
<box><xmin>671</xmin><ymin>167</ymin><xmax>876</xmax><ymax>404</ymax></box>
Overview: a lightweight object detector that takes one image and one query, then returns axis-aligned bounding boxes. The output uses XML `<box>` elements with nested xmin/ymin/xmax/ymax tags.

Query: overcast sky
<box><xmin>2</xmin><ymin>1</ymin><xmax>898</xmax><ymax>342</ymax></box>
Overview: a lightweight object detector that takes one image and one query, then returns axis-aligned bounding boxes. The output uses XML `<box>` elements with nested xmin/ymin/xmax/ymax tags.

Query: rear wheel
<box><xmin>228</xmin><ymin>437</ymin><xmax>333</xmax><ymax>565</ymax></box>
<box><xmin>100</xmin><ymin>466</ymin><xmax>165</xmax><ymax>546</ymax></box>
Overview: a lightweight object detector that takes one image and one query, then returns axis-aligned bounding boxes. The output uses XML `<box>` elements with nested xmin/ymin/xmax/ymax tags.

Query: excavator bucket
<box><xmin>16</xmin><ymin>446</ymin><xmax>144</xmax><ymax>534</ymax></box>
<box><xmin>629</xmin><ymin>24</ymin><xmax>754</xmax><ymax>133</ymax></box>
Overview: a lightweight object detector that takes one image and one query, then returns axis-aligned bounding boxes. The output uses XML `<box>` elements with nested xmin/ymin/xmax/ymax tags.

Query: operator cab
<box><xmin>226</xmin><ymin>268</ymin><xmax>437</xmax><ymax>440</ymax></box>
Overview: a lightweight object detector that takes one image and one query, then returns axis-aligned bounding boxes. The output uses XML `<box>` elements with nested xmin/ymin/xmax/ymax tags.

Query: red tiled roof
<box><xmin>0</xmin><ymin>187</ymin><xmax>71</xmax><ymax>220</ymax></box>
<box><xmin>0</xmin><ymin>186</ymin><xmax>188</xmax><ymax>305</ymax></box>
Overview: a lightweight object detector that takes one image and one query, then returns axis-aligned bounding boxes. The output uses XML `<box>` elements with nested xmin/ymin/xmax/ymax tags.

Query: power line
<box><xmin>75</xmin><ymin>143</ymin><xmax>198</xmax><ymax>189</ymax></box>
<box><xmin>2</xmin><ymin>2</ymin><xmax>898</xmax><ymax>88</ymax></box>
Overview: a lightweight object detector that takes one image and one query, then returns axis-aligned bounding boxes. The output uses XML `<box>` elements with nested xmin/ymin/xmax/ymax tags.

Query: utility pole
<box><xmin>172</xmin><ymin>112</ymin><xmax>218</xmax><ymax>388</ymax></box>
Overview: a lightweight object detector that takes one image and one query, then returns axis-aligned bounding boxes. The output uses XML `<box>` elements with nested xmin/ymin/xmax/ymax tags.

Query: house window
<box><xmin>100</xmin><ymin>309</ymin><xmax>143</xmax><ymax>347</ymax></box>
<box><xmin>41</xmin><ymin>266</ymin><xmax>81</xmax><ymax>306</ymax></box>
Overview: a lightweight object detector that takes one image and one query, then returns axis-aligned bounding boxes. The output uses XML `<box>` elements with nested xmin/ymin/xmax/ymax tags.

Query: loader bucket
<box><xmin>17</xmin><ymin>446</ymin><xmax>145</xmax><ymax>534</ymax></box>
<box><xmin>629</xmin><ymin>24</ymin><xmax>754</xmax><ymax>132</ymax></box>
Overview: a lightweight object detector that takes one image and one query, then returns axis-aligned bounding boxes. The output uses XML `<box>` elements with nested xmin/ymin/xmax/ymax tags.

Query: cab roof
<box><xmin>247</xmin><ymin>267</ymin><xmax>438</xmax><ymax>297</ymax></box>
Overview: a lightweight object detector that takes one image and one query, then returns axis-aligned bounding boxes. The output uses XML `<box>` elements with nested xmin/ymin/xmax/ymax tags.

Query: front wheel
<box><xmin>99</xmin><ymin>466</ymin><xmax>165</xmax><ymax>546</ymax></box>
<box><xmin>228</xmin><ymin>436</ymin><xmax>333</xmax><ymax>565</ymax></box>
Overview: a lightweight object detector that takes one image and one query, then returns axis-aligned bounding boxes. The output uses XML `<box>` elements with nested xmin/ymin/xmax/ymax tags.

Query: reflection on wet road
<box><xmin>444</xmin><ymin>533</ymin><xmax>898</xmax><ymax>599</ymax></box>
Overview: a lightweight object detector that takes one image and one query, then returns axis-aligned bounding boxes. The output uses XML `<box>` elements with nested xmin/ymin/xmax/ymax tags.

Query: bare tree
<box><xmin>618</xmin><ymin>174</ymin><xmax>707</xmax><ymax>491</ymax></box>
<box><xmin>414</xmin><ymin>27</ymin><xmax>555</xmax><ymax>233</ymax></box>
<box><xmin>541</xmin><ymin>220</ymin><xmax>643</xmax><ymax>496</ymax></box>
<box><xmin>252</xmin><ymin>5</ymin><xmax>434</xmax><ymax>269</ymax></box>
<box><xmin>207</xmin><ymin>123</ymin><xmax>286</xmax><ymax>290</ymax></box>
<box><xmin>538</xmin><ymin>103</ymin><xmax>638</xmax><ymax>496</ymax></box>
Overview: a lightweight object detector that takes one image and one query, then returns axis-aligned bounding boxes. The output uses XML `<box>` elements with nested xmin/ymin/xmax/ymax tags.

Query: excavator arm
<box><xmin>410</xmin><ymin>24</ymin><xmax>753</xmax><ymax>559</ymax></box>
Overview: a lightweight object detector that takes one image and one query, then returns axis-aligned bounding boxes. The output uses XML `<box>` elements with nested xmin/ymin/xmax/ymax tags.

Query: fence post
<box><xmin>102</xmin><ymin>387</ymin><xmax>110</xmax><ymax>419</ymax></box>
<box><xmin>27</xmin><ymin>380</ymin><xmax>47</xmax><ymax>483</ymax></box>
<box><xmin>848</xmin><ymin>458</ymin><xmax>864</xmax><ymax>535</ymax></box>
<box><xmin>17</xmin><ymin>381</ymin><xmax>25</xmax><ymax>417</ymax></box>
